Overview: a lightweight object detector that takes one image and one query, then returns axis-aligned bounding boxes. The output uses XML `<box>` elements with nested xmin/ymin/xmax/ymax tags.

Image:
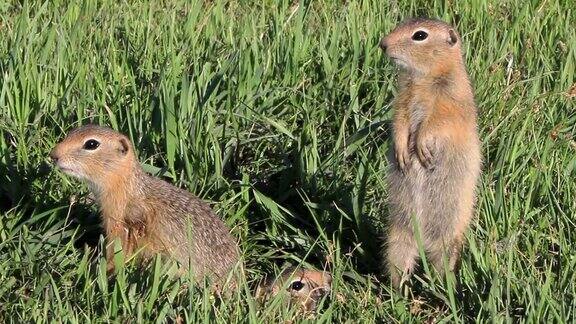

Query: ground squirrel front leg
<box><xmin>415</xmin><ymin>121</ymin><xmax>438</xmax><ymax>169</ymax></box>
<box><xmin>393</xmin><ymin>111</ymin><xmax>411</xmax><ymax>172</ymax></box>
<box><xmin>105</xmin><ymin>223</ymin><xmax>131</xmax><ymax>274</ymax></box>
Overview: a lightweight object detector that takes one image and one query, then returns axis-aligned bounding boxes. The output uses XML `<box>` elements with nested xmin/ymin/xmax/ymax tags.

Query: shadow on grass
<box><xmin>234</xmin><ymin>120</ymin><xmax>393</xmax><ymax>277</ymax></box>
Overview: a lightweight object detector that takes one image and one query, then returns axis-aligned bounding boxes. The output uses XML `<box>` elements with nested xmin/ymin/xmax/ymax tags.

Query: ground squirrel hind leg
<box><xmin>426</xmin><ymin>201</ymin><xmax>473</xmax><ymax>279</ymax></box>
<box><xmin>386</xmin><ymin>224</ymin><xmax>418</xmax><ymax>289</ymax></box>
<box><xmin>426</xmin><ymin>233</ymin><xmax>464</xmax><ymax>280</ymax></box>
<box><xmin>448</xmin><ymin>236</ymin><xmax>464</xmax><ymax>273</ymax></box>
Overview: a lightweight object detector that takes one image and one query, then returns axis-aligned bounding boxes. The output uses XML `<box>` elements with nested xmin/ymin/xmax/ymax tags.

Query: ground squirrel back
<box><xmin>50</xmin><ymin>125</ymin><xmax>240</xmax><ymax>285</ymax></box>
<box><xmin>379</xmin><ymin>18</ymin><xmax>482</xmax><ymax>289</ymax></box>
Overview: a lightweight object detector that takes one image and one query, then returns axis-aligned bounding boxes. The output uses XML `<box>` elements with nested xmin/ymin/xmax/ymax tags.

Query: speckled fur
<box><xmin>51</xmin><ymin>125</ymin><xmax>240</xmax><ymax>285</ymax></box>
<box><xmin>380</xmin><ymin>18</ymin><xmax>482</xmax><ymax>288</ymax></box>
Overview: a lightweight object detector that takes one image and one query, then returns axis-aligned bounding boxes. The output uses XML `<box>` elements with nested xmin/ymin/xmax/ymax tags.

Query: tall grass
<box><xmin>0</xmin><ymin>0</ymin><xmax>574</xmax><ymax>322</ymax></box>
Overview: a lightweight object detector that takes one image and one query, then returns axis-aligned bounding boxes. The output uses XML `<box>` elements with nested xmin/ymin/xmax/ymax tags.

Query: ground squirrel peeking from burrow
<box><xmin>255</xmin><ymin>266</ymin><xmax>332</xmax><ymax>313</ymax></box>
<box><xmin>50</xmin><ymin>125</ymin><xmax>240</xmax><ymax>286</ymax></box>
<box><xmin>379</xmin><ymin>18</ymin><xmax>482</xmax><ymax>289</ymax></box>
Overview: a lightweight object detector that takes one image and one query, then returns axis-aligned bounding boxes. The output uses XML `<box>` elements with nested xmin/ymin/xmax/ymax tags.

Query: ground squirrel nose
<box><xmin>49</xmin><ymin>150</ymin><xmax>59</xmax><ymax>163</ymax></box>
<box><xmin>379</xmin><ymin>38</ymin><xmax>387</xmax><ymax>51</ymax></box>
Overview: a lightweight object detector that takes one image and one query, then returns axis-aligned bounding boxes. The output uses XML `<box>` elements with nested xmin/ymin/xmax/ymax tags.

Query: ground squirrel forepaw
<box><xmin>417</xmin><ymin>138</ymin><xmax>436</xmax><ymax>169</ymax></box>
<box><xmin>395</xmin><ymin>149</ymin><xmax>411</xmax><ymax>173</ymax></box>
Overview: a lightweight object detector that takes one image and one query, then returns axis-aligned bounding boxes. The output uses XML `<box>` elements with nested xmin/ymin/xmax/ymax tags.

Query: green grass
<box><xmin>0</xmin><ymin>0</ymin><xmax>574</xmax><ymax>322</ymax></box>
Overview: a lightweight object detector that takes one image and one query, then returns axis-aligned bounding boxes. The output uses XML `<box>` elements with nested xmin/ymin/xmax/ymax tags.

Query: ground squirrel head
<box><xmin>50</xmin><ymin>125</ymin><xmax>137</xmax><ymax>189</ymax></box>
<box><xmin>256</xmin><ymin>267</ymin><xmax>332</xmax><ymax>313</ymax></box>
<box><xmin>380</xmin><ymin>18</ymin><xmax>462</xmax><ymax>75</ymax></box>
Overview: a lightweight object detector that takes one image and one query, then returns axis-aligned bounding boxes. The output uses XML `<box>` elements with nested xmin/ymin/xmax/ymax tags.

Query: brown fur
<box><xmin>50</xmin><ymin>125</ymin><xmax>240</xmax><ymax>285</ymax></box>
<box><xmin>380</xmin><ymin>18</ymin><xmax>482</xmax><ymax>289</ymax></box>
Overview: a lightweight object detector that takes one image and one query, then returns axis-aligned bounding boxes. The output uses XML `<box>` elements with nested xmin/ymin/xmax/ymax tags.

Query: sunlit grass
<box><xmin>0</xmin><ymin>0</ymin><xmax>574</xmax><ymax>322</ymax></box>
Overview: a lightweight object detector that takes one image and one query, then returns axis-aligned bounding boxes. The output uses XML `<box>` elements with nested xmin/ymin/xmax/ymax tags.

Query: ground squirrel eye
<box><xmin>83</xmin><ymin>139</ymin><xmax>100</xmax><ymax>150</ymax></box>
<box><xmin>412</xmin><ymin>30</ymin><xmax>428</xmax><ymax>41</ymax></box>
<box><xmin>290</xmin><ymin>281</ymin><xmax>305</xmax><ymax>291</ymax></box>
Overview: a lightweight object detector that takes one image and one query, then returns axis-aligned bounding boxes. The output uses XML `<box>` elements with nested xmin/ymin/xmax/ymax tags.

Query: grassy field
<box><xmin>0</xmin><ymin>0</ymin><xmax>574</xmax><ymax>322</ymax></box>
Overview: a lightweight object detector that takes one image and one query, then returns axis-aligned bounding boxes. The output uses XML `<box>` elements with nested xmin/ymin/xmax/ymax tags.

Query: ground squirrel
<box><xmin>50</xmin><ymin>125</ymin><xmax>240</xmax><ymax>284</ymax></box>
<box><xmin>379</xmin><ymin>18</ymin><xmax>482</xmax><ymax>288</ymax></box>
<box><xmin>256</xmin><ymin>266</ymin><xmax>332</xmax><ymax>313</ymax></box>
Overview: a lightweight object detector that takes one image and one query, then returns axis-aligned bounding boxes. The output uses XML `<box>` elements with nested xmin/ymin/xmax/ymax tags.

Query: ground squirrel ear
<box><xmin>119</xmin><ymin>138</ymin><xmax>130</xmax><ymax>155</ymax></box>
<box><xmin>448</xmin><ymin>29</ymin><xmax>458</xmax><ymax>46</ymax></box>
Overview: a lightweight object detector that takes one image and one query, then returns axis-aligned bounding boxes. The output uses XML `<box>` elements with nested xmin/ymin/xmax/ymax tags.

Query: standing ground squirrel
<box><xmin>50</xmin><ymin>125</ymin><xmax>240</xmax><ymax>285</ymax></box>
<box><xmin>379</xmin><ymin>18</ymin><xmax>482</xmax><ymax>288</ymax></box>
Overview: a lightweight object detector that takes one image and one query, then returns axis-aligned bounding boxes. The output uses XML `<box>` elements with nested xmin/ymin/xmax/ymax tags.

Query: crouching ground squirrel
<box><xmin>380</xmin><ymin>18</ymin><xmax>482</xmax><ymax>288</ymax></box>
<box><xmin>50</xmin><ymin>125</ymin><xmax>240</xmax><ymax>286</ymax></box>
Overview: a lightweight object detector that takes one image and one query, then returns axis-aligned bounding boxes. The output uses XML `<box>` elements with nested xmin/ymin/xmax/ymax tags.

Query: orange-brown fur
<box><xmin>380</xmin><ymin>18</ymin><xmax>482</xmax><ymax>289</ymax></box>
<box><xmin>50</xmin><ymin>125</ymin><xmax>240</xmax><ymax>285</ymax></box>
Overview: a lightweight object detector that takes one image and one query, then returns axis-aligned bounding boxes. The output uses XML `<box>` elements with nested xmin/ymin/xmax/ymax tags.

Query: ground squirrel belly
<box><xmin>50</xmin><ymin>125</ymin><xmax>240</xmax><ymax>283</ymax></box>
<box><xmin>379</xmin><ymin>18</ymin><xmax>482</xmax><ymax>288</ymax></box>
